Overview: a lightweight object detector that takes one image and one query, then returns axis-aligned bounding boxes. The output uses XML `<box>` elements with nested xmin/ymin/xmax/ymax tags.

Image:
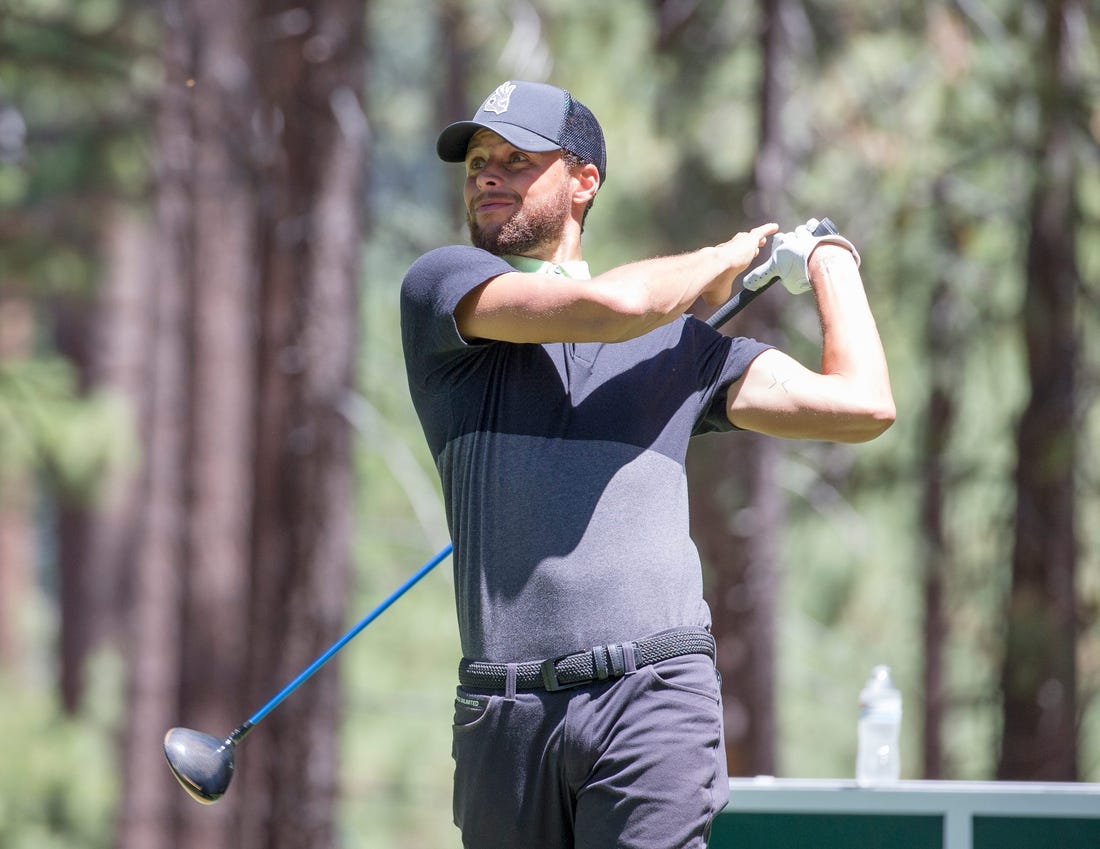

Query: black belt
<box><xmin>458</xmin><ymin>626</ymin><xmax>715</xmax><ymax>693</ymax></box>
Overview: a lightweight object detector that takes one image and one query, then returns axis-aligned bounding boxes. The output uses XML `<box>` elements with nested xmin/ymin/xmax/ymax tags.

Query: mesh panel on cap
<box><xmin>559</xmin><ymin>96</ymin><xmax>606</xmax><ymax>181</ymax></box>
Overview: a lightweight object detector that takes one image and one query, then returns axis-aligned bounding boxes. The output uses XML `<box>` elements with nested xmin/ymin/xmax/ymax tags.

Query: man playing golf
<box><xmin>401</xmin><ymin>80</ymin><xmax>894</xmax><ymax>848</ymax></box>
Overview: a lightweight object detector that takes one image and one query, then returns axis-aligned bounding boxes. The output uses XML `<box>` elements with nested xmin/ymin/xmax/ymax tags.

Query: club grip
<box><xmin>705</xmin><ymin>217</ymin><xmax>839</xmax><ymax>329</ymax></box>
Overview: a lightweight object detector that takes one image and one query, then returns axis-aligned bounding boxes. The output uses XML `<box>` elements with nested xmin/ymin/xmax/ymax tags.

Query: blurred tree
<box><xmin>998</xmin><ymin>0</ymin><xmax>1085</xmax><ymax>781</ymax></box>
<box><xmin>1</xmin><ymin>1</ymin><xmax>1099</xmax><ymax>845</ymax></box>
<box><xmin>0</xmin><ymin>0</ymin><xmax>155</xmax><ymax>720</ymax></box>
<box><xmin>58</xmin><ymin>209</ymin><xmax>150</xmax><ymax>714</ymax></box>
<box><xmin>918</xmin><ymin>176</ymin><xmax>963</xmax><ymax>779</ymax></box>
<box><xmin>0</xmin><ymin>288</ymin><xmax>36</xmax><ymax>677</ymax></box>
<box><xmin>676</xmin><ymin>0</ymin><xmax>796</xmax><ymax>777</ymax></box>
<box><xmin>117</xmin><ymin>0</ymin><xmax>367</xmax><ymax>847</ymax></box>
<box><xmin>916</xmin><ymin>2</ymin><xmax>973</xmax><ymax>778</ymax></box>
<box><xmin>239</xmin><ymin>0</ymin><xmax>366</xmax><ymax>845</ymax></box>
<box><xmin>438</xmin><ymin>0</ymin><xmax>474</xmax><ymax>226</ymax></box>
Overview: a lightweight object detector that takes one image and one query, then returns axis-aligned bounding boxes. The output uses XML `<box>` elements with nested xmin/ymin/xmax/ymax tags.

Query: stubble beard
<box><xmin>467</xmin><ymin>180</ymin><xmax>572</xmax><ymax>257</ymax></box>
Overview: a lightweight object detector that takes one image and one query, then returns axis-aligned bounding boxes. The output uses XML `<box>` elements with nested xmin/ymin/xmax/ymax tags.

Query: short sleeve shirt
<box><xmin>401</xmin><ymin>245</ymin><xmax>771</xmax><ymax>662</ymax></box>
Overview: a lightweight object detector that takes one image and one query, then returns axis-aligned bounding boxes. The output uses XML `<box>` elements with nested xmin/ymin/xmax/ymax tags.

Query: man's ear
<box><xmin>572</xmin><ymin>162</ymin><xmax>600</xmax><ymax>205</ymax></box>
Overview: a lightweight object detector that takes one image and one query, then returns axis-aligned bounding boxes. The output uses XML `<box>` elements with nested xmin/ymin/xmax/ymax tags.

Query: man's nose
<box><xmin>475</xmin><ymin>163</ymin><xmax>503</xmax><ymax>188</ymax></box>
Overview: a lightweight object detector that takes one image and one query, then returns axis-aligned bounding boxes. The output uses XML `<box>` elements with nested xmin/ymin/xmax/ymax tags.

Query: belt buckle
<box><xmin>540</xmin><ymin>655</ymin><xmax>585</xmax><ymax>692</ymax></box>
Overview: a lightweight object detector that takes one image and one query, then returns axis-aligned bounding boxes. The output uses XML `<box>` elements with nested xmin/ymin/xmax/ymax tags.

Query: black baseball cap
<box><xmin>436</xmin><ymin>80</ymin><xmax>607</xmax><ymax>182</ymax></box>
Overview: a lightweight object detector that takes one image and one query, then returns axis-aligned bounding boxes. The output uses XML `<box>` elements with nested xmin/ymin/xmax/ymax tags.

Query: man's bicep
<box><xmin>727</xmin><ymin>348</ymin><xmax>891</xmax><ymax>442</ymax></box>
<box><xmin>455</xmin><ymin>271</ymin><xmax>569</xmax><ymax>343</ymax></box>
<box><xmin>725</xmin><ymin>348</ymin><xmax>825</xmax><ymax>436</ymax></box>
<box><xmin>455</xmin><ymin>272</ymin><xmax>621</xmax><ymax>344</ymax></box>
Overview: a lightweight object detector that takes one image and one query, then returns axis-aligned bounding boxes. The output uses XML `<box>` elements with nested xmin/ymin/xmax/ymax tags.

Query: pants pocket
<box><xmin>452</xmin><ymin>688</ymin><xmax>494</xmax><ymax>731</ymax></box>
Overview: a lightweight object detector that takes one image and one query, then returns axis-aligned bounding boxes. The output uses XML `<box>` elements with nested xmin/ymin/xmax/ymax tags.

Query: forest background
<box><xmin>1</xmin><ymin>0</ymin><xmax>1098</xmax><ymax>847</ymax></box>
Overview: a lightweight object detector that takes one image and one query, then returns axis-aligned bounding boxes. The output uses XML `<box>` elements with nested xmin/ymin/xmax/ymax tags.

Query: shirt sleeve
<box><xmin>690</xmin><ymin>319</ymin><xmax>772</xmax><ymax>435</ymax></box>
<box><xmin>400</xmin><ymin>245</ymin><xmax>514</xmax><ymax>359</ymax></box>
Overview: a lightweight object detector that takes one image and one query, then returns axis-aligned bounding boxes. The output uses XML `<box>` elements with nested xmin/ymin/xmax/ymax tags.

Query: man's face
<box><xmin>463</xmin><ymin>130</ymin><xmax>573</xmax><ymax>256</ymax></box>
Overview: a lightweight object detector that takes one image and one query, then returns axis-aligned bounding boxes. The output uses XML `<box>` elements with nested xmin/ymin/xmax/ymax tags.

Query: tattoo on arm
<box><xmin>818</xmin><ymin>254</ymin><xmax>845</xmax><ymax>277</ymax></box>
<box><xmin>766</xmin><ymin>366</ymin><xmax>796</xmax><ymax>394</ymax></box>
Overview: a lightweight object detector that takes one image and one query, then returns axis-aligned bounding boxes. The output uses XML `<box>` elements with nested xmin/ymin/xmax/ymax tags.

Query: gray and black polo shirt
<box><xmin>400</xmin><ymin>244</ymin><xmax>770</xmax><ymax>664</ymax></box>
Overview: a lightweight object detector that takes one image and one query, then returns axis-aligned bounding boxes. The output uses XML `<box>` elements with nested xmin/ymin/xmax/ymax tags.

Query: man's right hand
<box><xmin>701</xmin><ymin>223</ymin><xmax>779</xmax><ymax>306</ymax></box>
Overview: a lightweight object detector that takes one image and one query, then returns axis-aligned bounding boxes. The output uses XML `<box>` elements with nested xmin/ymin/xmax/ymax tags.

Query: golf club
<box><xmin>706</xmin><ymin>217</ymin><xmax>838</xmax><ymax>330</ymax></box>
<box><xmin>164</xmin><ymin>542</ymin><xmax>453</xmax><ymax>804</ymax></box>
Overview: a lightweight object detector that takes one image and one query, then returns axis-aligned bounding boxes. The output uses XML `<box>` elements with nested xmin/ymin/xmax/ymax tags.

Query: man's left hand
<box><xmin>743</xmin><ymin>219</ymin><xmax>861</xmax><ymax>295</ymax></box>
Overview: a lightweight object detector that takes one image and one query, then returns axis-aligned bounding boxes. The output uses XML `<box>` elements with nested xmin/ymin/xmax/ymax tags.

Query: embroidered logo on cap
<box><xmin>481</xmin><ymin>82</ymin><xmax>516</xmax><ymax>115</ymax></box>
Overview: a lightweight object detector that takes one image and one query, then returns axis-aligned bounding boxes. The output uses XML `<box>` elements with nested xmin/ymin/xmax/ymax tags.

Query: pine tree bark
<box><xmin>172</xmin><ymin>0</ymin><xmax>259</xmax><ymax>845</ymax></box>
<box><xmin>57</xmin><ymin>209</ymin><xmax>152</xmax><ymax>714</ymax></box>
<box><xmin>919</xmin><ymin>276</ymin><xmax>954</xmax><ymax>780</ymax></box>
<box><xmin>238</xmin><ymin>2</ymin><xmax>365</xmax><ymax>847</ymax></box>
<box><xmin>115</xmin><ymin>9</ymin><xmax>192</xmax><ymax>834</ymax></box>
<box><xmin>117</xmin><ymin>2</ymin><xmax>366</xmax><ymax>846</ymax></box>
<box><xmin>997</xmin><ymin>0</ymin><xmax>1081</xmax><ymax>781</ymax></box>
<box><xmin>918</xmin><ymin>177</ymin><xmax>965</xmax><ymax>780</ymax></box>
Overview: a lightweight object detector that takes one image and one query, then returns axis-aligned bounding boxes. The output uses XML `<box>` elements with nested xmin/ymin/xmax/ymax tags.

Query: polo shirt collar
<box><xmin>503</xmin><ymin>255</ymin><xmax>591</xmax><ymax>280</ymax></box>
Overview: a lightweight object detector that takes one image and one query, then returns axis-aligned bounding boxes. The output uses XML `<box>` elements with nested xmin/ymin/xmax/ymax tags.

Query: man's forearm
<box><xmin>809</xmin><ymin>245</ymin><xmax>895</xmax><ymax>418</ymax></box>
<box><xmin>592</xmin><ymin>248</ymin><xmax>739</xmax><ymax>340</ymax></box>
<box><xmin>591</xmin><ymin>224</ymin><xmax>776</xmax><ymax>339</ymax></box>
<box><xmin>458</xmin><ymin>224</ymin><xmax>777</xmax><ymax>345</ymax></box>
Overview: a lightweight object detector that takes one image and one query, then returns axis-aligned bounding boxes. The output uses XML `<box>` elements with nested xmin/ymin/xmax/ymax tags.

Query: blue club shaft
<box><xmin>245</xmin><ymin>543</ymin><xmax>453</xmax><ymax>729</ymax></box>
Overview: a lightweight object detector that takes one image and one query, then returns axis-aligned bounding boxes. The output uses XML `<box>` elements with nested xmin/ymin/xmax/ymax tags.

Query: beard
<box><xmin>467</xmin><ymin>179</ymin><xmax>572</xmax><ymax>256</ymax></box>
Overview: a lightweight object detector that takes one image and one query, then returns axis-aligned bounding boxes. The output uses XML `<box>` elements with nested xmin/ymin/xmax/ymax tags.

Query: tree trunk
<box><xmin>173</xmin><ymin>0</ymin><xmax>259</xmax><ymax>846</ymax></box>
<box><xmin>917</xmin><ymin>174</ymin><xmax>966</xmax><ymax>779</ymax></box>
<box><xmin>438</xmin><ymin>0</ymin><xmax>472</xmax><ymax>130</ymax></box>
<box><xmin>238</xmin><ymin>2</ymin><xmax>365</xmax><ymax>847</ymax></box>
<box><xmin>689</xmin><ymin>429</ymin><xmax>782</xmax><ymax>777</ymax></box>
<box><xmin>55</xmin><ymin>209</ymin><xmax>152</xmax><ymax>714</ymax></box>
<box><xmin>0</xmin><ymin>289</ymin><xmax>36</xmax><ymax>679</ymax></box>
<box><xmin>49</xmin><ymin>294</ymin><xmax>97</xmax><ymax>713</ymax></box>
<box><xmin>116</xmin><ymin>2</ymin><xmax>366</xmax><ymax>846</ymax></box>
<box><xmin>997</xmin><ymin>0</ymin><xmax>1081</xmax><ymax>782</ymax></box>
<box><xmin>686</xmin><ymin>0</ymin><xmax>795</xmax><ymax>778</ymax></box>
<box><xmin>918</xmin><ymin>277</ymin><xmax>953</xmax><ymax>780</ymax></box>
<box><xmin>115</xmin><ymin>5</ymin><xmax>192</xmax><ymax>835</ymax></box>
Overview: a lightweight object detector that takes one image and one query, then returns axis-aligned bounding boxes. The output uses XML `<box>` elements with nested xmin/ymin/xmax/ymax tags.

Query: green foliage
<box><xmin>0</xmin><ymin>652</ymin><xmax>123</xmax><ymax>849</ymax></box>
<box><xmin>0</xmin><ymin>10</ymin><xmax>146</xmax><ymax>835</ymax></box>
<box><xmin>0</xmin><ymin>0</ymin><xmax>156</xmax><ymax>291</ymax></box>
<box><xmin>0</xmin><ymin>357</ymin><xmax>137</xmax><ymax>498</ymax></box>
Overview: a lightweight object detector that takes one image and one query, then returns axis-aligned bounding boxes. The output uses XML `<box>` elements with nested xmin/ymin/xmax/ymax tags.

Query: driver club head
<box><xmin>163</xmin><ymin>727</ymin><xmax>237</xmax><ymax>804</ymax></box>
<box><xmin>161</xmin><ymin>548</ymin><xmax>453</xmax><ymax>804</ymax></box>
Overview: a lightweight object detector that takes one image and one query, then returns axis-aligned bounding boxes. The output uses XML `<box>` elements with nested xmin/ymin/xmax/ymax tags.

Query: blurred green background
<box><xmin>1</xmin><ymin>0</ymin><xmax>1098</xmax><ymax>847</ymax></box>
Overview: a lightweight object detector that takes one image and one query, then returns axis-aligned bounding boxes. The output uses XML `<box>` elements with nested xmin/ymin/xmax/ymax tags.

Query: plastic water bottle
<box><xmin>856</xmin><ymin>665</ymin><xmax>902</xmax><ymax>786</ymax></box>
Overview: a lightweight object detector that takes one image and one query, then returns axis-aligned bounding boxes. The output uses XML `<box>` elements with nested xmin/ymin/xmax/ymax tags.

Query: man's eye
<box><xmin>467</xmin><ymin>158</ymin><xmax>484</xmax><ymax>171</ymax></box>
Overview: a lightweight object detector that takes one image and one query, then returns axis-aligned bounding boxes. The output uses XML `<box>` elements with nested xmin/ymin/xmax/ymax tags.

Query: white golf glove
<box><xmin>743</xmin><ymin>218</ymin><xmax>861</xmax><ymax>295</ymax></box>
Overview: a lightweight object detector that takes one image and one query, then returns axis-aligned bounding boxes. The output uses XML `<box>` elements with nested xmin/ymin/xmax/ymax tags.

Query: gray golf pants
<box><xmin>451</xmin><ymin>653</ymin><xmax>729</xmax><ymax>848</ymax></box>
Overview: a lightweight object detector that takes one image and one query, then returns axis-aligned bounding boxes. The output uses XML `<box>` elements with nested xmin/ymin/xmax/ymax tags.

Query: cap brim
<box><xmin>436</xmin><ymin>120</ymin><xmax>561</xmax><ymax>163</ymax></box>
